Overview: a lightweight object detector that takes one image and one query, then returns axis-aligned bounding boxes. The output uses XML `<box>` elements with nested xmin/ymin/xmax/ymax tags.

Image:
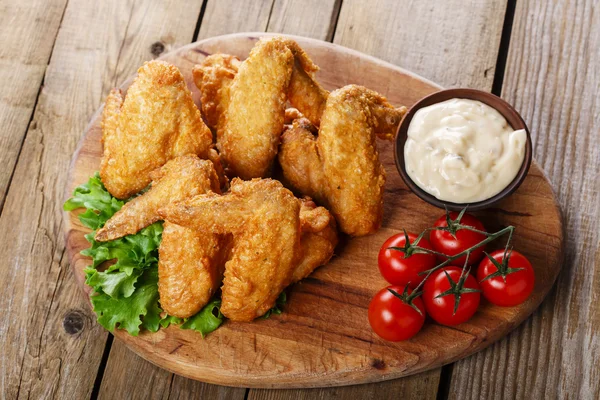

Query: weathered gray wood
<box><xmin>248</xmin><ymin>370</ymin><xmax>440</xmax><ymax>400</ymax></box>
<box><xmin>448</xmin><ymin>0</ymin><xmax>600</xmax><ymax>398</ymax></box>
<box><xmin>267</xmin><ymin>0</ymin><xmax>342</xmax><ymax>41</ymax></box>
<box><xmin>99</xmin><ymin>340</ymin><xmax>248</xmax><ymax>400</ymax></box>
<box><xmin>197</xmin><ymin>0</ymin><xmax>274</xmax><ymax>40</ymax></box>
<box><xmin>0</xmin><ymin>0</ymin><xmax>145</xmax><ymax>398</ymax></box>
<box><xmin>0</xmin><ymin>0</ymin><xmax>68</xmax><ymax>209</ymax></box>
<box><xmin>334</xmin><ymin>0</ymin><xmax>507</xmax><ymax>89</ymax></box>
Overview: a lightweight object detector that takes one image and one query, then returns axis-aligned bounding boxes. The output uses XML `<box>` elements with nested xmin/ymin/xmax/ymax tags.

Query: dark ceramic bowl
<box><xmin>394</xmin><ymin>88</ymin><xmax>532</xmax><ymax>211</ymax></box>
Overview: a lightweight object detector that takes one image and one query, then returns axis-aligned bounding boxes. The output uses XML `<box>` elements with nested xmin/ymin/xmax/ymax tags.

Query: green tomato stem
<box><xmin>409</xmin><ymin>225</ymin><xmax>515</xmax><ymax>294</ymax></box>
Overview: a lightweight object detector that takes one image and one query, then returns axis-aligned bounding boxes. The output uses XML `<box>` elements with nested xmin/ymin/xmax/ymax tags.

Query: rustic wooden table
<box><xmin>0</xmin><ymin>0</ymin><xmax>598</xmax><ymax>399</ymax></box>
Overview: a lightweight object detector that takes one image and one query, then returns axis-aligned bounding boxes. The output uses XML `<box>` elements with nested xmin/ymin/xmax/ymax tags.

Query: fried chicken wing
<box><xmin>279</xmin><ymin>118</ymin><xmax>327</xmax><ymax>204</ymax></box>
<box><xmin>100</xmin><ymin>60</ymin><xmax>213</xmax><ymax>199</ymax></box>
<box><xmin>97</xmin><ymin>155</ymin><xmax>228</xmax><ymax>318</ymax></box>
<box><xmin>159</xmin><ymin>178</ymin><xmax>303</xmax><ymax>322</ymax></box>
<box><xmin>192</xmin><ymin>54</ymin><xmax>240</xmax><ymax>130</ymax></box>
<box><xmin>279</xmin><ymin>85</ymin><xmax>407</xmax><ymax>236</ymax></box>
<box><xmin>193</xmin><ymin>37</ymin><xmax>327</xmax><ymax>179</ymax></box>
<box><xmin>218</xmin><ymin>38</ymin><xmax>294</xmax><ymax>179</ymax></box>
<box><xmin>293</xmin><ymin>198</ymin><xmax>338</xmax><ymax>282</ymax></box>
<box><xmin>95</xmin><ymin>155</ymin><xmax>220</xmax><ymax>242</ymax></box>
<box><xmin>159</xmin><ymin>222</ymin><xmax>230</xmax><ymax>318</ymax></box>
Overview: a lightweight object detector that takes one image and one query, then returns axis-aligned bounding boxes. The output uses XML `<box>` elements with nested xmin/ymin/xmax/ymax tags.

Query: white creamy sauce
<box><xmin>404</xmin><ymin>98</ymin><xmax>526</xmax><ymax>203</ymax></box>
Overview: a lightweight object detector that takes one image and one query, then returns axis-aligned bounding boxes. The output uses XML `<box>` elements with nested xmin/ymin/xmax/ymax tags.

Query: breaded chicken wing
<box><xmin>279</xmin><ymin>85</ymin><xmax>407</xmax><ymax>236</ymax></box>
<box><xmin>95</xmin><ymin>155</ymin><xmax>220</xmax><ymax>242</ymax></box>
<box><xmin>100</xmin><ymin>60</ymin><xmax>213</xmax><ymax>199</ymax></box>
<box><xmin>192</xmin><ymin>54</ymin><xmax>240</xmax><ymax>130</ymax></box>
<box><xmin>279</xmin><ymin>118</ymin><xmax>328</xmax><ymax>204</ymax></box>
<box><xmin>159</xmin><ymin>178</ymin><xmax>303</xmax><ymax>322</ymax></box>
<box><xmin>159</xmin><ymin>222</ymin><xmax>230</xmax><ymax>318</ymax></box>
<box><xmin>293</xmin><ymin>198</ymin><xmax>338</xmax><ymax>282</ymax></box>
<box><xmin>193</xmin><ymin>37</ymin><xmax>327</xmax><ymax>179</ymax></box>
<box><xmin>97</xmin><ymin>155</ymin><xmax>228</xmax><ymax>318</ymax></box>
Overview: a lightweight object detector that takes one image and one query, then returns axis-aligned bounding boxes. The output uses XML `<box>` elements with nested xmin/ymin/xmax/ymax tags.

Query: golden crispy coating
<box><xmin>159</xmin><ymin>222</ymin><xmax>230</xmax><ymax>318</ymax></box>
<box><xmin>95</xmin><ymin>155</ymin><xmax>220</xmax><ymax>242</ymax></box>
<box><xmin>159</xmin><ymin>178</ymin><xmax>302</xmax><ymax>321</ymax></box>
<box><xmin>292</xmin><ymin>198</ymin><xmax>338</xmax><ymax>282</ymax></box>
<box><xmin>97</xmin><ymin>155</ymin><xmax>226</xmax><ymax>318</ymax></box>
<box><xmin>100</xmin><ymin>60</ymin><xmax>213</xmax><ymax>199</ymax></box>
<box><xmin>207</xmin><ymin>147</ymin><xmax>229</xmax><ymax>191</ymax></box>
<box><xmin>279</xmin><ymin>118</ymin><xmax>327</xmax><ymax>203</ymax></box>
<box><xmin>193</xmin><ymin>37</ymin><xmax>326</xmax><ymax>179</ymax></box>
<box><xmin>287</xmin><ymin>55</ymin><xmax>329</xmax><ymax>127</ymax></box>
<box><xmin>279</xmin><ymin>85</ymin><xmax>407</xmax><ymax>236</ymax></box>
<box><xmin>192</xmin><ymin>54</ymin><xmax>240</xmax><ymax>130</ymax></box>
<box><xmin>284</xmin><ymin>108</ymin><xmax>306</xmax><ymax>125</ymax></box>
<box><xmin>218</xmin><ymin>38</ymin><xmax>294</xmax><ymax>179</ymax></box>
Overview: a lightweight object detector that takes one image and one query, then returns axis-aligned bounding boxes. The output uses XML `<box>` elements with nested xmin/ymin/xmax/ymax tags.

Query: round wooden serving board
<box><xmin>64</xmin><ymin>33</ymin><xmax>564</xmax><ymax>388</ymax></box>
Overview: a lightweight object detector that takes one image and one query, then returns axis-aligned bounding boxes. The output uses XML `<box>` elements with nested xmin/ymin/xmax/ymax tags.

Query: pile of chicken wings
<box><xmin>96</xmin><ymin>36</ymin><xmax>406</xmax><ymax>322</ymax></box>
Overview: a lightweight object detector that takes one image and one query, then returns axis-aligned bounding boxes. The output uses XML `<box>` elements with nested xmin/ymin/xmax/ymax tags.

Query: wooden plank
<box><xmin>327</xmin><ymin>0</ymin><xmax>508</xmax><ymax>397</ymax></box>
<box><xmin>267</xmin><ymin>0</ymin><xmax>342</xmax><ymax>41</ymax></box>
<box><xmin>0</xmin><ymin>0</ymin><xmax>68</xmax><ymax>209</ymax></box>
<box><xmin>448</xmin><ymin>0</ymin><xmax>600</xmax><ymax>398</ymax></box>
<box><xmin>333</xmin><ymin>0</ymin><xmax>507</xmax><ymax>89</ymax></box>
<box><xmin>99</xmin><ymin>340</ymin><xmax>248</xmax><ymax>400</ymax></box>
<box><xmin>248</xmin><ymin>370</ymin><xmax>440</xmax><ymax>400</ymax></box>
<box><xmin>0</xmin><ymin>0</ymin><xmax>142</xmax><ymax>398</ymax></box>
<box><xmin>197</xmin><ymin>0</ymin><xmax>274</xmax><ymax>40</ymax></box>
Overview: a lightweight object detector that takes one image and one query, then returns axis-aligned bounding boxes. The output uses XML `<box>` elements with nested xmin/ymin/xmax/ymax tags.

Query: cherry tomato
<box><xmin>430</xmin><ymin>212</ymin><xmax>487</xmax><ymax>266</ymax></box>
<box><xmin>477</xmin><ymin>250</ymin><xmax>535</xmax><ymax>307</ymax></box>
<box><xmin>368</xmin><ymin>285</ymin><xmax>426</xmax><ymax>341</ymax></box>
<box><xmin>378</xmin><ymin>232</ymin><xmax>437</xmax><ymax>287</ymax></box>
<box><xmin>423</xmin><ymin>267</ymin><xmax>481</xmax><ymax>326</ymax></box>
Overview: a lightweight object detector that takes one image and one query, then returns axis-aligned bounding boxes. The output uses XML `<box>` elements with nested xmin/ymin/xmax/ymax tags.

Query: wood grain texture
<box><xmin>247</xmin><ymin>369</ymin><xmax>440</xmax><ymax>400</ymax></box>
<box><xmin>448</xmin><ymin>0</ymin><xmax>600</xmax><ymax>398</ymax></box>
<box><xmin>334</xmin><ymin>0</ymin><xmax>507</xmax><ymax>89</ymax></box>
<box><xmin>0</xmin><ymin>0</ymin><xmax>148</xmax><ymax>398</ymax></box>
<box><xmin>0</xmin><ymin>0</ymin><xmax>68</xmax><ymax>208</ymax></box>
<box><xmin>197</xmin><ymin>0</ymin><xmax>274</xmax><ymax>40</ymax></box>
<box><xmin>64</xmin><ymin>34</ymin><xmax>563</xmax><ymax>389</ymax></box>
<box><xmin>267</xmin><ymin>0</ymin><xmax>342</xmax><ymax>41</ymax></box>
<box><xmin>99</xmin><ymin>340</ymin><xmax>247</xmax><ymax>400</ymax></box>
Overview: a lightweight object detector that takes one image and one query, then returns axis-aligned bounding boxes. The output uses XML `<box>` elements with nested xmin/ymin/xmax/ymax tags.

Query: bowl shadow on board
<box><xmin>393</xmin><ymin>88</ymin><xmax>533</xmax><ymax>212</ymax></box>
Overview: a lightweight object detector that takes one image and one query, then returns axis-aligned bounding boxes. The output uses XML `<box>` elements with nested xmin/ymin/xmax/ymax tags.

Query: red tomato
<box><xmin>477</xmin><ymin>250</ymin><xmax>535</xmax><ymax>307</ymax></box>
<box><xmin>430</xmin><ymin>212</ymin><xmax>487</xmax><ymax>266</ymax></box>
<box><xmin>368</xmin><ymin>285</ymin><xmax>426</xmax><ymax>341</ymax></box>
<box><xmin>378</xmin><ymin>232</ymin><xmax>437</xmax><ymax>287</ymax></box>
<box><xmin>423</xmin><ymin>267</ymin><xmax>481</xmax><ymax>326</ymax></box>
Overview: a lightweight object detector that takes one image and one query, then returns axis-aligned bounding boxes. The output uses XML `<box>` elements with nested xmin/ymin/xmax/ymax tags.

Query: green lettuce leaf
<box><xmin>64</xmin><ymin>172</ymin><xmax>123</xmax><ymax>230</ymax></box>
<box><xmin>159</xmin><ymin>314</ymin><xmax>184</xmax><ymax>328</ymax></box>
<box><xmin>91</xmin><ymin>267</ymin><xmax>162</xmax><ymax>336</ymax></box>
<box><xmin>85</xmin><ymin>268</ymin><xmax>143</xmax><ymax>298</ymax></box>
<box><xmin>180</xmin><ymin>299</ymin><xmax>224</xmax><ymax>337</ymax></box>
<box><xmin>81</xmin><ymin>222</ymin><xmax>162</xmax><ymax>275</ymax></box>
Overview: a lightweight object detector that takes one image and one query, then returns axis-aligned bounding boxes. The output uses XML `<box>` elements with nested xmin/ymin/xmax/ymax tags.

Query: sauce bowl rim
<box><xmin>393</xmin><ymin>88</ymin><xmax>533</xmax><ymax>211</ymax></box>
